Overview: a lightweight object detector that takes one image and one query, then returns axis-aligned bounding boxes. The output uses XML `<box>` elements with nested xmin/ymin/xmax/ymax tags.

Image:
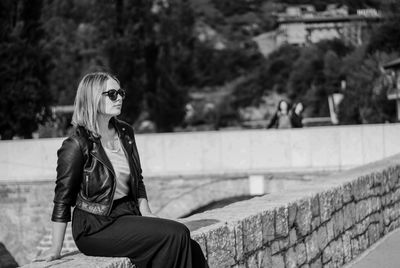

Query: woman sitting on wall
<box><xmin>34</xmin><ymin>72</ymin><xmax>208</xmax><ymax>268</ymax></box>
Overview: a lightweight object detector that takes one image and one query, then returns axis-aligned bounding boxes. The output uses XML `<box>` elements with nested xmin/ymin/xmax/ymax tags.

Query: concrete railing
<box><xmin>1</xmin><ymin>123</ymin><xmax>400</xmax><ymax>182</ymax></box>
<box><xmin>22</xmin><ymin>154</ymin><xmax>400</xmax><ymax>267</ymax></box>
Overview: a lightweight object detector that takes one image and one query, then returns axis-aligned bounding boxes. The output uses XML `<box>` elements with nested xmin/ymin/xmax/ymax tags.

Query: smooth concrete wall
<box><xmin>1</xmin><ymin>123</ymin><xmax>400</xmax><ymax>181</ymax></box>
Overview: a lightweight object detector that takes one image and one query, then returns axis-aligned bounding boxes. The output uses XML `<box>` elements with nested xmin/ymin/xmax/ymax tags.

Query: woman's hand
<box><xmin>141</xmin><ymin>211</ymin><xmax>159</xmax><ymax>218</ymax></box>
<box><xmin>138</xmin><ymin>198</ymin><xmax>159</xmax><ymax>218</ymax></box>
<box><xmin>33</xmin><ymin>247</ymin><xmax>61</xmax><ymax>262</ymax></box>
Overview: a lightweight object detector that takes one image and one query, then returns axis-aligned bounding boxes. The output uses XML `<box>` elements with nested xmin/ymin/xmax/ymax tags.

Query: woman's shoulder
<box><xmin>61</xmin><ymin>127</ymin><xmax>91</xmax><ymax>151</ymax></box>
<box><xmin>113</xmin><ymin>118</ymin><xmax>135</xmax><ymax>135</ymax></box>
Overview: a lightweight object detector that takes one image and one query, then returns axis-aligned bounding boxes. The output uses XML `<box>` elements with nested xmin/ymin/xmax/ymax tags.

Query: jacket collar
<box><xmin>85</xmin><ymin>117</ymin><xmax>136</xmax><ymax>176</ymax></box>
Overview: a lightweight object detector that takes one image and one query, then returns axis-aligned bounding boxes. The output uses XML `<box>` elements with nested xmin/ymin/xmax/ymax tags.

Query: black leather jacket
<box><xmin>51</xmin><ymin>118</ymin><xmax>147</xmax><ymax>222</ymax></box>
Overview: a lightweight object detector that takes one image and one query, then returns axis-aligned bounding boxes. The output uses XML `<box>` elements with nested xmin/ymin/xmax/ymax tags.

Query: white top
<box><xmin>103</xmin><ymin>138</ymin><xmax>131</xmax><ymax>200</ymax></box>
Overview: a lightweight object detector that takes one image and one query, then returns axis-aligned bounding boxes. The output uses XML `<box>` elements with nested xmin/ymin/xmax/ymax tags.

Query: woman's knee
<box><xmin>165</xmin><ymin>220</ymin><xmax>190</xmax><ymax>238</ymax></box>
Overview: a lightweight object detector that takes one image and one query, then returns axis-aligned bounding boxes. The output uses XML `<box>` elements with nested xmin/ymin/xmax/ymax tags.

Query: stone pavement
<box><xmin>345</xmin><ymin>228</ymin><xmax>400</xmax><ymax>268</ymax></box>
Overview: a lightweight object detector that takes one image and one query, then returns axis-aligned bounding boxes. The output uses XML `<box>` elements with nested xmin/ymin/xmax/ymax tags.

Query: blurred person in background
<box><xmin>290</xmin><ymin>102</ymin><xmax>304</xmax><ymax>128</ymax></box>
<box><xmin>267</xmin><ymin>100</ymin><xmax>292</xmax><ymax>129</ymax></box>
<box><xmin>34</xmin><ymin>72</ymin><xmax>208</xmax><ymax>268</ymax></box>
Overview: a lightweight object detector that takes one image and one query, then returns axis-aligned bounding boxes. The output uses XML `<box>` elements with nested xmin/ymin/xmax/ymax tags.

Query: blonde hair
<box><xmin>71</xmin><ymin>72</ymin><xmax>119</xmax><ymax>137</ymax></box>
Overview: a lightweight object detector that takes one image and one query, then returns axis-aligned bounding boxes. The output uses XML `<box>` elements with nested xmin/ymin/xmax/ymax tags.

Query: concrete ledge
<box><xmin>22</xmin><ymin>154</ymin><xmax>400</xmax><ymax>268</ymax></box>
<box><xmin>2</xmin><ymin>123</ymin><xmax>400</xmax><ymax>182</ymax></box>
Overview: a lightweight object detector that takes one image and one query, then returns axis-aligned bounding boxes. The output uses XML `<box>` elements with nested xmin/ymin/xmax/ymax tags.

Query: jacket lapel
<box><xmin>112</xmin><ymin>118</ymin><xmax>141</xmax><ymax>178</ymax></box>
<box><xmin>90</xmin><ymin>142</ymin><xmax>116</xmax><ymax>176</ymax></box>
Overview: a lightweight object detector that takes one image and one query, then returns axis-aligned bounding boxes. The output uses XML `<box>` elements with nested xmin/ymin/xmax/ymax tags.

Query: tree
<box><xmin>367</xmin><ymin>16</ymin><xmax>400</xmax><ymax>55</ymax></box>
<box><xmin>0</xmin><ymin>0</ymin><xmax>52</xmax><ymax>139</ymax></box>
<box><xmin>338</xmin><ymin>49</ymin><xmax>396</xmax><ymax>124</ymax></box>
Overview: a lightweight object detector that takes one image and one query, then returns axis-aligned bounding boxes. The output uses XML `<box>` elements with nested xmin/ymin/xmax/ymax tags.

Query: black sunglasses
<box><xmin>102</xmin><ymin>89</ymin><xmax>126</xmax><ymax>101</ymax></box>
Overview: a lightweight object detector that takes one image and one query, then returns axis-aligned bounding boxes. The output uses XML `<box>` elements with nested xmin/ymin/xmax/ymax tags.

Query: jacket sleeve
<box><xmin>51</xmin><ymin>137</ymin><xmax>83</xmax><ymax>222</ymax></box>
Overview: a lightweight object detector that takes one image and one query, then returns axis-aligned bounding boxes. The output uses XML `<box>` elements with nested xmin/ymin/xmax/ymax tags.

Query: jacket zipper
<box><xmin>91</xmin><ymin>152</ymin><xmax>117</xmax><ymax>215</ymax></box>
<box><xmin>85</xmin><ymin>174</ymin><xmax>89</xmax><ymax>196</ymax></box>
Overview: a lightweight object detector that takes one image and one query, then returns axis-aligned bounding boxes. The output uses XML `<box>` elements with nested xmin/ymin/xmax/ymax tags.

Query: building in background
<box><xmin>253</xmin><ymin>5</ymin><xmax>381</xmax><ymax>57</ymax></box>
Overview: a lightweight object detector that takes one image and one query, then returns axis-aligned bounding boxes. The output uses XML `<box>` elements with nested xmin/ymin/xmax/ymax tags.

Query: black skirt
<box><xmin>72</xmin><ymin>197</ymin><xmax>208</xmax><ymax>268</ymax></box>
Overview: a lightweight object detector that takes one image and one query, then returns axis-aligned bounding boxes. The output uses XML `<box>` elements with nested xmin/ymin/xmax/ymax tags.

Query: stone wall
<box><xmin>184</xmin><ymin>154</ymin><xmax>400</xmax><ymax>267</ymax></box>
<box><xmin>21</xmin><ymin>154</ymin><xmax>400</xmax><ymax>268</ymax></box>
<box><xmin>1</xmin><ymin>173</ymin><xmax>316</xmax><ymax>266</ymax></box>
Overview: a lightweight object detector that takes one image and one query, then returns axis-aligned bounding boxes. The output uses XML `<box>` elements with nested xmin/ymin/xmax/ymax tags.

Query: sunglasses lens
<box><xmin>109</xmin><ymin>90</ymin><xmax>118</xmax><ymax>101</ymax></box>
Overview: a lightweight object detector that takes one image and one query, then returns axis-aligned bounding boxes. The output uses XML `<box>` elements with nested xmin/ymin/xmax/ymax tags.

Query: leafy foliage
<box><xmin>338</xmin><ymin>50</ymin><xmax>396</xmax><ymax>124</ymax></box>
<box><xmin>1</xmin><ymin>0</ymin><xmax>400</xmax><ymax>138</ymax></box>
<box><xmin>0</xmin><ymin>0</ymin><xmax>52</xmax><ymax>139</ymax></box>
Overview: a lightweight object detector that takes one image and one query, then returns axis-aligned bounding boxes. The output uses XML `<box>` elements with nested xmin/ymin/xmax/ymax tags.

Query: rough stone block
<box><xmin>355</xmin><ymin>200</ymin><xmax>368</xmax><ymax>222</ymax></box>
<box><xmin>380</xmin><ymin>194</ymin><xmax>387</xmax><ymax>207</ymax></box>
<box><xmin>275</xmin><ymin>206</ymin><xmax>289</xmax><ymax>237</ymax></box>
<box><xmin>242</xmin><ymin>214</ymin><xmax>263</xmax><ymax>253</ymax></box>
<box><xmin>285</xmin><ymin>247</ymin><xmax>297</xmax><ymax>268</ymax></box>
<box><xmin>356</xmin><ymin>218</ymin><xmax>369</xmax><ymax>237</ymax></box>
<box><xmin>280</xmin><ymin>237</ymin><xmax>290</xmax><ymax>252</ymax></box>
<box><xmin>317</xmin><ymin>225</ymin><xmax>328</xmax><ymax>250</ymax></box>
<box><xmin>205</xmin><ymin>224</ymin><xmax>236</xmax><ymax>267</ymax></box>
<box><xmin>323</xmin><ymin>261</ymin><xmax>334</xmax><ymax>268</ymax></box>
<box><xmin>342</xmin><ymin>231</ymin><xmax>352</xmax><ymax>262</ymax></box>
<box><xmin>257</xmin><ymin>247</ymin><xmax>272</xmax><ymax>268</ymax></box>
<box><xmin>271</xmin><ymin>240</ymin><xmax>280</xmax><ymax>255</ymax></box>
<box><xmin>311</xmin><ymin>217</ymin><xmax>321</xmax><ymax>232</ymax></box>
<box><xmin>311</xmin><ymin>194</ymin><xmax>320</xmax><ymax>217</ymax></box>
<box><xmin>246</xmin><ymin>253</ymin><xmax>258</xmax><ymax>268</ymax></box>
<box><xmin>392</xmin><ymin>188</ymin><xmax>400</xmax><ymax>203</ymax></box>
<box><xmin>383</xmin><ymin>207</ymin><xmax>391</xmax><ymax>226</ymax></box>
<box><xmin>296</xmin><ymin>199</ymin><xmax>312</xmax><ymax>237</ymax></box>
<box><xmin>368</xmin><ymin>224</ymin><xmax>379</xmax><ymax>245</ymax></box>
<box><xmin>377</xmin><ymin>213</ymin><xmax>384</xmax><ymax>236</ymax></box>
<box><xmin>326</xmin><ymin>220</ymin><xmax>334</xmax><ymax>242</ymax></box>
<box><xmin>371</xmin><ymin>197</ymin><xmax>381</xmax><ymax>213</ymax></box>
<box><xmin>387</xmin><ymin>169</ymin><xmax>396</xmax><ymax>190</ymax></box>
<box><xmin>320</xmin><ymin>191</ymin><xmax>334</xmax><ymax>223</ymax></box>
<box><xmin>310</xmin><ymin>257</ymin><xmax>322</xmax><ymax>268</ymax></box>
<box><xmin>343</xmin><ymin>203</ymin><xmax>356</xmax><ymax>230</ymax></box>
<box><xmin>271</xmin><ymin>254</ymin><xmax>285</xmax><ymax>268</ymax></box>
<box><xmin>305</xmin><ymin>232</ymin><xmax>319</xmax><ymax>261</ymax></box>
<box><xmin>352</xmin><ymin>177</ymin><xmax>369</xmax><ymax>201</ymax></box>
<box><xmin>342</xmin><ymin>183</ymin><xmax>353</xmax><ymax>204</ymax></box>
<box><xmin>332</xmin><ymin>189</ymin><xmax>343</xmax><ymax>211</ymax></box>
<box><xmin>332</xmin><ymin>210</ymin><xmax>344</xmax><ymax>238</ymax></box>
<box><xmin>289</xmin><ymin>228</ymin><xmax>297</xmax><ymax>247</ymax></box>
<box><xmin>272</xmin><ymin>237</ymin><xmax>289</xmax><ymax>255</ymax></box>
<box><xmin>358</xmin><ymin>233</ymin><xmax>369</xmax><ymax>252</ymax></box>
<box><xmin>288</xmin><ymin>203</ymin><xmax>297</xmax><ymax>228</ymax></box>
<box><xmin>232</xmin><ymin>222</ymin><xmax>244</xmax><ymax>262</ymax></box>
<box><xmin>294</xmin><ymin>242</ymin><xmax>306</xmax><ymax>266</ymax></box>
<box><xmin>351</xmin><ymin>238</ymin><xmax>360</xmax><ymax>258</ymax></box>
<box><xmin>231</xmin><ymin>263</ymin><xmax>246</xmax><ymax>268</ymax></box>
<box><xmin>261</xmin><ymin>210</ymin><xmax>275</xmax><ymax>243</ymax></box>
<box><xmin>322</xmin><ymin>243</ymin><xmax>332</xmax><ymax>263</ymax></box>
<box><xmin>331</xmin><ymin>238</ymin><xmax>344</xmax><ymax>267</ymax></box>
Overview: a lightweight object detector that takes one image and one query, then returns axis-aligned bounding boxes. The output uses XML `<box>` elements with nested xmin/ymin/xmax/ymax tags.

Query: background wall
<box><xmin>1</xmin><ymin>123</ymin><xmax>399</xmax><ymax>182</ymax></box>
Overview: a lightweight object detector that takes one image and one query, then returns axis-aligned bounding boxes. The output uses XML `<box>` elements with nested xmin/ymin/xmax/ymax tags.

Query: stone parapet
<box><xmin>21</xmin><ymin>154</ymin><xmax>400</xmax><ymax>268</ymax></box>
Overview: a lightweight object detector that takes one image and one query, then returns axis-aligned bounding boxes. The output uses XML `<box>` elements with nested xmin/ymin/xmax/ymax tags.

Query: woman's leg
<box><xmin>75</xmin><ymin>215</ymin><xmax>208</xmax><ymax>268</ymax></box>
